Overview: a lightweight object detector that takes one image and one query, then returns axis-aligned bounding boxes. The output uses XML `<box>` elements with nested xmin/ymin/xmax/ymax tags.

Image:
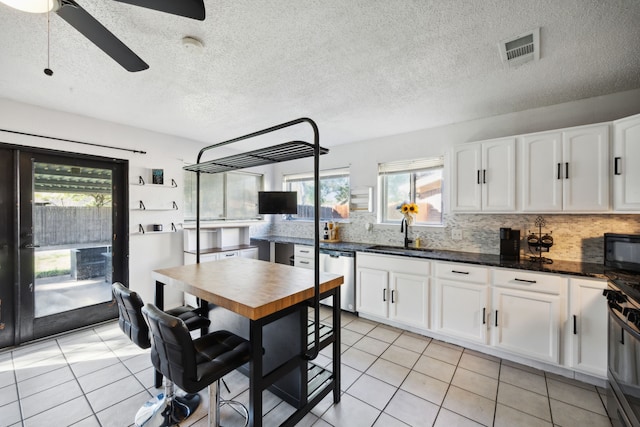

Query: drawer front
<box><xmin>294</xmin><ymin>256</ymin><xmax>314</xmax><ymax>269</ymax></box>
<box><xmin>294</xmin><ymin>244</ymin><xmax>314</xmax><ymax>258</ymax></box>
<box><xmin>357</xmin><ymin>252</ymin><xmax>429</xmax><ymax>275</ymax></box>
<box><xmin>219</xmin><ymin>250</ymin><xmax>239</xmax><ymax>259</ymax></box>
<box><xmin>435</xmin><ymin>262</ymin><xmax>489</xmax><ymax>283</ymax></box>
<box><xmin>492</xmin><ymin>268</ymin><xmax>565</xmax><ymax>295</ymax></box>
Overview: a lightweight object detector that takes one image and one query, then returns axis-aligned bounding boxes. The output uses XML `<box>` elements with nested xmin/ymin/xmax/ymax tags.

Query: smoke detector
<box><xmin>499</xmin><ymin>28</ymin><xmax>540</xmax><ymax>67</ymax></box>
<box><xmin>182</xmin><ymin>36</ymin><xmax>204</xmax><ymax>51</ymax></box>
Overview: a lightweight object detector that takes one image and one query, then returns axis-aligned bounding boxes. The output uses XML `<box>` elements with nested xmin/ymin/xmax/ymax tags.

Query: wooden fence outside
<box><xmin>34</xmin><ymin>206</ymin><xmax>111</xmax><ymax>247</ymax></box>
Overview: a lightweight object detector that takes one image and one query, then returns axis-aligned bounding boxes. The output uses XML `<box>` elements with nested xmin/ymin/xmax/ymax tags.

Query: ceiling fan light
<box><xmin>0</xmin><ymin>0</ymin><xmax>59</xmax><ymax>13</ymax></box>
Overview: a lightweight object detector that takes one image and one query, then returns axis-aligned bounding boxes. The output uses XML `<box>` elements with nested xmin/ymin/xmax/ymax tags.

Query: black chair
<box><xmin>142</xmin><ymin>302</ymin><xmax>252</xmax><ymax>427</ymax></box>
<box><xmin>112</xmin><ymin>282</ymin><xmax>211</xmax><ymax>425</ymax></box>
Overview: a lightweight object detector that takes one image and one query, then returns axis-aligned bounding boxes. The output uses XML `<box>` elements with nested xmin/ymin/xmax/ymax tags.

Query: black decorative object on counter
<box><xmin>527</xmin><ymin>216</ymin><xmax>553</xmax><ymax>264</ymax></box>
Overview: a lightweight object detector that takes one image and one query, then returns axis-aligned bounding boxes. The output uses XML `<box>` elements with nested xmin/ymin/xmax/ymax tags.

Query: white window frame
<box><xmin>283</xmin><ymin>167</ymin><xmax>350</xmax><ymax>221</ymax></box>
<box><xmin>378</xmin><ymin>157</ymin><xmax>444</xmax><ymax>226</ymax></box>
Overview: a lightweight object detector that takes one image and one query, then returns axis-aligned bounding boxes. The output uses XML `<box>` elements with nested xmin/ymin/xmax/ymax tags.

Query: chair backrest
<box><xmin>142</xmin><ymin>303</ymin><xmax>198</xmax><ymax>392</ymax></box>
<box><xmin>112</xmin><ymin>282</ymin><xmax>151</xmax><ymax>349</ymax></box>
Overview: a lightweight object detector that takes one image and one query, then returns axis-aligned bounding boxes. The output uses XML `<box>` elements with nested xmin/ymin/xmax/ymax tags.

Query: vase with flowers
<box><xmin>398</xmin><ymin>202</ymin><xmax>418</xmax><ymax>248</ymax></box>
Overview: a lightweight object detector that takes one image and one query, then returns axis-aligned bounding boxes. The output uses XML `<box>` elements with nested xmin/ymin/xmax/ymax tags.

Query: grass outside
<box><xmin>35</xmin><ymin>250</ymin><xmax>71</xmax><ymax>278</ymax></box>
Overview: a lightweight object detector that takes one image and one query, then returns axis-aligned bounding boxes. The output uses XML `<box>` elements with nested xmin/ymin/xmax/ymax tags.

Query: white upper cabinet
<box><xmin>520</xmin><ymin>123</ymin><xmax>609</xmax><ymax>212</ymax></box>
<box><xmin>452</xmin><ymin>137</ymin><xmax>516</xmax><ymax>212</ymax></box>
<box><xmin>613</xmin><ymin>113</ymin><xmax>640</xmax><ymax>211</ymax></box>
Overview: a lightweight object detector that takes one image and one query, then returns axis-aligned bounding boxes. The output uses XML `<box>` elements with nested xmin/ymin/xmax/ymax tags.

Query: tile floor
<box><xmin>0</xmin><ymin>307</ymin><xmax>612</xmax><ymax>427</ymax></box>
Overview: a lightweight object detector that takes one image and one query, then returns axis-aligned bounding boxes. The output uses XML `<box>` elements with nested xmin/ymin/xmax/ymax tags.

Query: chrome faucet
<box><xmin>400</xmin><ymin>217</ymin><xmax>413</xmax><ymax>249</ymax></box>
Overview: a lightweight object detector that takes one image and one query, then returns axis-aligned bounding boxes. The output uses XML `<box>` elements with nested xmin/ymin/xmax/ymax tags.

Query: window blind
<box><xmin>378</xmin><ymin>157</ymin><xmax>444</xmax><ymax>174</ymax></box>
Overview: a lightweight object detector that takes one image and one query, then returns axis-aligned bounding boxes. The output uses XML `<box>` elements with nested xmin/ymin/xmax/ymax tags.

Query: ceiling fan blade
<box><xmin>56</xmin><ymin>0</ymin><xmax>149</xmax><ymax>72</ymax></box>
<box><xmin>113</xmin><ymin>0</ymin><xmax>205</xmax><ymax>20</ymax></box>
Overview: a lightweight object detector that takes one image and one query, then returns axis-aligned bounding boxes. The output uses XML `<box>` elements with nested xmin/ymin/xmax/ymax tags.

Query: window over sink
<box><xmin>379</xmin><ymin>157</ymin><xmax>444</xmax><ymax>226</ymax></box>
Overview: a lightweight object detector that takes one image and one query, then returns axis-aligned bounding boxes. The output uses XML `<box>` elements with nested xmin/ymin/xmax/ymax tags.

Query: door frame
<box><xmin>1</xmin><ymin>142</ymin><xmax>128</xmax><ymax>347</ymax></box>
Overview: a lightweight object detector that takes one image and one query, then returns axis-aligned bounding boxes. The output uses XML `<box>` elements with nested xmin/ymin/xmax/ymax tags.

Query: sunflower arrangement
<box><xmin>399</xmin><ymin>202</ymin><xmax>419</xmax><ymax>224</ymax></box>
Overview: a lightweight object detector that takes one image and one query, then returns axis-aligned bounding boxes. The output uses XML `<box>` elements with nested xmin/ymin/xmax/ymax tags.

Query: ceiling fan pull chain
<box><xmin>44</xmin><ymin>3</ymin><xmax>53</xmax><ymax>76</ymax></box>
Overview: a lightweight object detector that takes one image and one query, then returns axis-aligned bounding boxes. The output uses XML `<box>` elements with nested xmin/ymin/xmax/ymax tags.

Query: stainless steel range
<box><xmin>605</xmin><ymin>274</ymin><xmax>640</xmax><ymax>427</ymax></box>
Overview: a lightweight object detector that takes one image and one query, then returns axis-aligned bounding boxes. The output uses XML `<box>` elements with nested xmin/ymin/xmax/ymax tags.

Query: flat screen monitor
<box><xmin>258</xmin><ymin>191</ymin><xmax>298</xmax><ymax>214</ymax></box>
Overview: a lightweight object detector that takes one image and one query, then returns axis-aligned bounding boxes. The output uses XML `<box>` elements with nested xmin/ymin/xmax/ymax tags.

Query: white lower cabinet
<box><xmin>357</xmin><ymin>253</ymin><xmax>430</xmax><ymax>329</ymax></box>
<box><xmin>434</xmin><ymin>262</ymin><xmax>490</xmax><ymax>344</ymax></box>
<box><xmin>568</xmin><ymin>277</ymin><xmax>608</xmax><ymax>377</ymax></box>
<box><xmin>490</xmin><ymin>269</ymin><xmax>565</xmax><ymax>364</ymax></box>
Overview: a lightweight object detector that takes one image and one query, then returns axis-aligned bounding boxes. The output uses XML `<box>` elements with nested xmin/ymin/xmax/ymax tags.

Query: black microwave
<box><xmin>604</xmin><ymin>233</ymin><xmax>640</xmax><ymax>273</ymax></box>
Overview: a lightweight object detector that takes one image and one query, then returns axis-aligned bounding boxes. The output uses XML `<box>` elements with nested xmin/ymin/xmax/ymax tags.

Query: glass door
<box><xmin>0</xmin><ymin>148</ymin><xmax>15</xmax><ymax>348</ymax></box>
<box><xmin>17</xmin><ymin>150</ymin><xmax>128</xmax><ymax>342</ymax></box>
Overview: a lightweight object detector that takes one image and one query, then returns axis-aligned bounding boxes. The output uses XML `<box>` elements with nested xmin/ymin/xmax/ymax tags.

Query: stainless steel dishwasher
<box><xmin>319</xmin><ymin>249</ymin><xmax>356</xmax><ymax>312</ymax></box>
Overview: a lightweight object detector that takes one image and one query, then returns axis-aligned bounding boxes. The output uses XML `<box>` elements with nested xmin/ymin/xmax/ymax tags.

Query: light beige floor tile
<box><xmin>434</xmin><ymin>408</ymin><xmax>484</xmax><ymax>427</ymax></box>
<box><xmin>341</xmin><ymin>347</ymin><xmax>377</xmax><ymax>372</ymax></box>
<box><xmin>549</xmin><ymin>399</ymin><xmax>612</xmax><ymax>427</ymax></box>
<box><xmin>368</xmin><ymin>325</ymin><xmax>402</xmax><ymax>343</ymax></box>
<box><xmin>76</xmin><ymin>362</ymin><xmax>132</xmax><ymax>393</ymax></box>
<box><xmin>423</xmin><ymin>342</ymin><xmax>463</xmax><ymax>365</ymax></box>
<box><xmin>546</xmin><ymin>372</ymin><xmax>597</xmax><ymax>391</ymax></box>
<box><xmin>451</xmin><ymin>367</ymin><xmax>498</xmax><ymax>400</ymax></box>
<box><xmin>69</xmin><ymin>350</ymin><xmax>122</xmax><ymax>377</ymax></box>
<box><xmin>458</xmin><ymin>353</ymin><xmax>500</xmax><ymax>379</ymax></box>
<box><xmin>372</xmin><ymin>412</ymin><xmax>411</xmax><ymax>427</ymax></box>
<box><xmin>413</xmin><ymin>355</ymin><xmax>457</xmax><ymax>383</ymax></box>
<box><xmin>17</xmin><ymin>365</ymin><xmax>75</xmax><ymax>398</ymax></box>
<box><xmin>353</xmin><ymin>336</ymin><xmax>390</xmax><ymax>357</ymax></box>
<box><xmin>463</xmin><ymin>348</ymin><xmax>501</xmax><ymax>363</ymax></box>
<box><xmin>340</xmin><ymin>363</ymin><xmax>364</xmax><ymax>391</ymax></box>
<box><xmin>321</xmin><ymin>393</ymin><xmax>381</xmax><ymax>427</ymax></box>
<box><xmin>497</xmin><ymin>382</ymin><xmax>551</xmax><ymax>421</ymax></box>
<box><xmin>0</xmin><ymin>401</ymin><xmax>21</xmax><ymax>426</ymax></box>
<box><xmin>20</xmin><ymin>378</ymin><xmax>84</xmax><ymax>418</ymax></box>
<box><xmin>499</xmin><ymin>364</ymin><xmax>547</xmax><ymax>396</ymax></box>
<box><xmin>501</xmin><ymin>358</ymin><xmax>546</xmax><ymax>376</ymax></box>
<box><xmin>0</xmin><ymin>383</ymin><xmax>18</xmax><ymax>406</ymax></box>
<box><xmin>384</xmin><ymin>389</ymin><xmax>440</xmax><ymax>427</ymax></box>
<box><xmin>365</xmin><ymin>358</ymin><xmax>410</xmax><ymax>387</ymax></box>
<box><xmin>86</xmin><ymin>375</ymin><xmax>147</xmax><ymax>412</ymax></box>
<box><xmin>400</xmin><ymin>370</ymin><xmax>449</xmax><ymax>406</ymax></box>
<box><xmin>380</xmin><ymin>345</ymin><xmax>421</xmax><ymax>368</ymax></box>
<box><xmin>347</xmin><ymin>374</ymin><xmax>397</xmax><ymax>410</ymax></box>
<box><xmin>343</xmin><ymin>318</ymin><xmax>377</xmax><ymax>335</ymax></box>
<box><xmin>96</xmin><ymin>390</ymin><xmax>150</xmax><ymax>427</ymax></box>
<box><xmin>494</xmin><ymin>403</ymin><xmax>552</xmax><ymax>427</ymax></box>
<box><xmin>442</xmin><ymin>385</ymin><xmax>496</xmax><ymax>427</ymax></box>
<box><xmin>13</xmin><ymin>353</ymin><xmax>68</xmax><ymax>382</ymax></box>
<box><xmin>71</xmin><ymin>415</ymin><xmax>102</xmax><ymax>426</ymax></box>
<box><xmin>546</xmin><ymin>378</ymin><xmax>607</xmax><ymax>415</ymax></box>
<box><xmin>341</xmin><ymin>328</ymin><xmax>365</xmax><ymax>346</ymax></box>
<box><xmin>23</xmin><ymin>395</ymin><xmax>93</xmax><ymax>427</ymax></box>
<box><xmin>393</xmin><ymin>333</ymin><xmax>430</xmax><ymax>353</ymax></box>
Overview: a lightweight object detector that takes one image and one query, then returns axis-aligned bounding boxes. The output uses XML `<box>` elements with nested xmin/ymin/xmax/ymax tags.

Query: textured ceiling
<box><xmin>0</xmin><ymin>0</ymin><xmax>639</xmax><ymax>148</ymax></box>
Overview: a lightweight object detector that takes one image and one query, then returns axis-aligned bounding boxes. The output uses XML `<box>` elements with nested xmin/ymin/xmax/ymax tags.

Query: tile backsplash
<box><xmin>258</xmin><ymin>212</ymin><xmax>640</xmax><ymax>264</ymax></box>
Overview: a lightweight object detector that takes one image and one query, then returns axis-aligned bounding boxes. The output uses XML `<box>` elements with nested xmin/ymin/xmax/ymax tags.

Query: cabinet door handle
<box><xmin>573</xmin><ymin>315</ymin><xmax>577</xmax><ymax>335</ymax></box>
<box><xmin>565</xmin><ymin>162</ymin><xmax>569</xmax><ymax>179</ymax></box>
<box><xmin>482</xmin><ymin>307</ymin><xmax>486</xmax><ymax>325</ymax></box>
<box><xmin>383</xmin><ymin>289</ymin><xmax>387</xmax><ymax>302</ymax></box>
<box><xmin>299</xmin><ymin>260</ymin><xmax>310</xmax><ymax>265</ymax></box>
<box><xmin>477</xmin><ymin>170</ymin><xmax>481</xmax><ymax>184</ymax></box>
<box><xmin>300</xmin><ymin>250</ymin><xmax>310</xmax><ymax>254</ymax></box>
<box><xmin>391</xmin><ymin>290</ymin><xmax>395</xmax><ymax>303</ymax></box>
<box><xmin>614</xmin><ymin>157</ymin><xmax>622</xmax><ymax>175</ymax></box>
<box><xmin>483</xmin><ymin>169</ymin><xmax>487</xmax><ymax>184</ymax></box>
<box><xmin>451</xmin><ymin>270</ymin><xmax>469</xmax><ymax>275</ymax></box>
<box><xmin>557</xmin><ymin>163</ymin><xmax>562</xmax><ymax>179</ymax></box>
<box><xmin>495</xmin><ymin>310</ymin><xmax>499</xmax><ymax>327</ymax></box>
<box><xmin>514</xmin><ymin>278</ymin><xmax>537</xmax><ymax>284</ymax></box>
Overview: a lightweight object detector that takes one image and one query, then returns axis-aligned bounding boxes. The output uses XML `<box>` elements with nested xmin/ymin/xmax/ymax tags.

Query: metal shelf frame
<box><xmin>183</xmin><ymin>117</ymin><xmax>328</xmax><ymax>359</ymax></box>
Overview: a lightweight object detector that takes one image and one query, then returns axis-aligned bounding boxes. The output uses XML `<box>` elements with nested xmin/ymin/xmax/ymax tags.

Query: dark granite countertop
<box><xmin>251</xmin><ymin>235</ymin><xmax>608</xmax><ymax>280</ymax></box>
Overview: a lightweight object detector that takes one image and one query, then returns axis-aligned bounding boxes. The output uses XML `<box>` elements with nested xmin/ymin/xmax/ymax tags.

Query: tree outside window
<box><xmin>284</xmin><ymin>169</ymin><xmax>350</xmax><ymax>221</ymax></box>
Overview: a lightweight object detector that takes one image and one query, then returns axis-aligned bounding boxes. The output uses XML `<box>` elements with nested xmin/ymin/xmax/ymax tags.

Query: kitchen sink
<box><xmin>367</xmin><ymin>245</ymin><xmax>435</xmax><ymax>254</ymax></box>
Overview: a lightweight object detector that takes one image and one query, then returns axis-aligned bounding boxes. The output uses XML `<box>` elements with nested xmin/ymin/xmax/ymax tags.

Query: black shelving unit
<box><xmin>183</xmin><ymin>117</ymin><xmax>338</xmax><ymax>427</ymax></box>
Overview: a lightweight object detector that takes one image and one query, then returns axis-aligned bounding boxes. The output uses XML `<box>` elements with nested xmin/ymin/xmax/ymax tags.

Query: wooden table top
<box><xmin>152</xmin><ymin>258</ymin><xmax>344</xmax><ymax>320</ymax></box>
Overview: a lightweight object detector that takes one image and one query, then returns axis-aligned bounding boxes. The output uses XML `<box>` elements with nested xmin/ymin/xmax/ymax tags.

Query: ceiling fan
<box><xmin>0</xmin><ymin>0</ymin><xmax>205</xmax><ymax>72</ymax></box>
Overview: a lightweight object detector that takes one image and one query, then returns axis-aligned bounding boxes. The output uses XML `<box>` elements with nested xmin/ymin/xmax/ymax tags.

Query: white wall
<box><xmin>269</xmin><ymin>88</ymin><xmax>640</xmax><ymax>262</ymax></box>
<box><xmin>0</xmin><ymin>98</ymin><xmax>206</xmax><ymax>306</ymax></box>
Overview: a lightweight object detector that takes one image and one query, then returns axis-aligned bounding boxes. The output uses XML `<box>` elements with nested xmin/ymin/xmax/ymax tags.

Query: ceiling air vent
<box><xmin>499</xmin><ymin>28</ymin><xmax>540</xmax><ymax>67</ymax></box>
